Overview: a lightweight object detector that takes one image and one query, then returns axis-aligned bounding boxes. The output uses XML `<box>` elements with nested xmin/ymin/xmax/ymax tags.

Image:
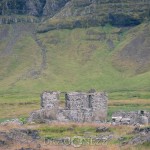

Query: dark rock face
<box><xmin>0</xmin><ymin>0</ymin><xmax>70</xmax><ymax>16</ymax></box>
<box><xmin>0</xmin><ymin>0</ymin><xmax>27</xmax><ymax>15</ymax></box>
<box><xmin>0</xmin><ymin>0</ymin><xmax>149</xmax><ymax>28</ymax></box>
<box><xmin>108</xmin><ymin>14</ymin><xmax>141</xmax><ymax>27</ymax></box>
<box><xmin>43</xmin><ymin>0</ymin><xmax>70</xmax><ymax>17</ymax></box>
<box><xmin>26</xmin><ymin>0</ymin><xmax>46</xmax><ymax>16</ymax></box>
<box><xmin>37</xmin><ymin>0</ymin><xmax>150</xmax><ymax>32</ymax></box>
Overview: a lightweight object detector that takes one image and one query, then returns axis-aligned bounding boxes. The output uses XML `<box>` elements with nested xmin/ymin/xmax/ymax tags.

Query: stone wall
<box><xmin>89</xmin><ymin>92</ymin><xmax>108</xmax><ymax>121</ymax></box>
<box><xmin>41</xmin><ymin>91</ymin><xmax>60</xmax><ymax>109</ymax></box>
<box><xmin>65</xmin><ymin>92</ymin><xmax>89</xmax><ymax>109</ymax></box>
<box><xmin>28</xmin><ymin>91</ymin><xmax>150</xmax><ymax>124</ymax></box>
<box><xmin>28</xmin><ymin>90</ymin><xmax>108</xmax><ymax>123</ymax></box>
<box><xmin>64</xmin><ymin>92</ymin><xmax>108</xmax><ymax>122</ymax></box>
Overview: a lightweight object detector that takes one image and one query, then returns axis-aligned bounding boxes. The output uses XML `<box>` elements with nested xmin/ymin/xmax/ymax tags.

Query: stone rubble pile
<box><xmin>112</xmin><ymin>110</ymin><xmax>150</xmax><ymax>125</ymax></box>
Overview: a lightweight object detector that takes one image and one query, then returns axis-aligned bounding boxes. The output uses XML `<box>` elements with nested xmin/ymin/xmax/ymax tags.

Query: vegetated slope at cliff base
<box><xmin>0</xmin><ymin>23</ymin><xmax>150</xmax><ymax>100</ymax></box>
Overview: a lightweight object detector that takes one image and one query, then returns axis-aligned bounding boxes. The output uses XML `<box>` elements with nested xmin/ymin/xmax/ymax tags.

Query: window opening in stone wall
<box><xmin>60</xmin><ymin>92</ymin><xmax>66</xmax><ymax>108</ymax></box>
<box><xmin>88</xmin><ymin>95</ymin><xmax>92</xmax><ymax>108</ymax></box>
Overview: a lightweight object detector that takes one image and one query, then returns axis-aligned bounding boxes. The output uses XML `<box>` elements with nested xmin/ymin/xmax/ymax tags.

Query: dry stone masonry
<box><xmin>28</xmin><ymin>91</ymin><xmax>150</xmax><ymax>125</ymax></box>
<box><xmin>28</xmin><ymin>91</ymin><xmax>108</xmax><ymax>123</ymax></box>
<box><xmin>63</xmin><ymin>92</ymin><xmax>108</xmax><ymax>122</ymax></box>
<box><xmin>41</xmin><ymin>91</ymin><xmax>60</xmax><ymax>109</ymax></box>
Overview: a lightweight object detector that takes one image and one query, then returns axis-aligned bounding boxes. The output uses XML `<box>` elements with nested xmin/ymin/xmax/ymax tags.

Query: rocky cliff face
<box><xmin>0</xmin><ymin>0</ymin><xmax>149</xmax><ymax>28</ymax></box>
<box><xmin>38</xmin><ymin>0</ymin><xmax>150</xmax><ymax>32</ymax></box>
<box><xmin>0</xmin><ymin>0</ymin><xmax>70</xmax><ymax>16</ymax></box>
<box><xmin>0</xmin><ymin>0</ymin><xmax>70</xmax><ymax>24</ymax></box>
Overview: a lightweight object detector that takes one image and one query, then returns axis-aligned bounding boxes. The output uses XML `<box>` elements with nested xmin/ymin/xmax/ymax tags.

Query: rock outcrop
<box><xmin>0</xmin><ymin>16</ymin><xmax>39</xmax><ymax>24</ymax></box>
<box><xmin>0</xmin><ymin>129</ymin><xmax>40</xmax><ymax>149</ymax></box>
<box><xmin>0</xmin><ymin>0</ymin><xmax>70</xmax><ymax>17</ymax></box>
<box><xmin>38</xmin><ymin>0</ymin><xmax>150</xmax><ymax>32</ymax></box>
<box><xmin>0</xmin><ymin>0</ymin><xmax>149</xmax><ymax>28</ymax></box>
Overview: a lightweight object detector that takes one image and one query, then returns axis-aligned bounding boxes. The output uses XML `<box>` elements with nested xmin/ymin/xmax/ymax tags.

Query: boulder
<box><xmin>96</xmin><ymin>127</ymin><xmax>110</xmax><ymax>132</ymax></box>
<box><xmin>140</xmin><ymin>116</ymin><xmax>149</xmax><ymax>125</ymax></box>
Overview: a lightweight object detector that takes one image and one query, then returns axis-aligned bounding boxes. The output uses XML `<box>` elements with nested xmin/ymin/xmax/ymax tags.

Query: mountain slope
<box><xmin>0</xmin><ymin>23</ymin><xmax>150</xmax><ymax>96</ymax></box>
<box><xmin>112</xmin><ymin>24</ymin><xmax>150</xmax><ymax>74</ymax></box>
<box><xmin>0</xmin><ymin>0</ymin><xmax>149</xmax><ymax>99</ymax></box>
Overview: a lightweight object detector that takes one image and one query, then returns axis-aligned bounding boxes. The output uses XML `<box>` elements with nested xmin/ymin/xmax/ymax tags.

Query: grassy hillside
<box><xmin>0</xmin><ymin>22</ymin><xmax>150</xmax><ymax>119</ymax></box>
<box><xmin>0</xmin><ymin>23</ymin><xmax>150</xmax><ymax>93</ymax></box>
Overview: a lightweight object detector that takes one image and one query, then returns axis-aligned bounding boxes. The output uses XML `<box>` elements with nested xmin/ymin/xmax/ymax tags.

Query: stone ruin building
<box><xmin>28</xmin><ymin>91</ymin><xmax>108</xmax><ymax>123</ymax></box>
<box><xmin>28</xmin><ymin>91</ymin><xmax>150</xmax><ymax>125</ymax></box>
<box><xmin>112</xmin><ymin>110</ymin><xmax>150</xmax><ymax>125</ymax></box>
